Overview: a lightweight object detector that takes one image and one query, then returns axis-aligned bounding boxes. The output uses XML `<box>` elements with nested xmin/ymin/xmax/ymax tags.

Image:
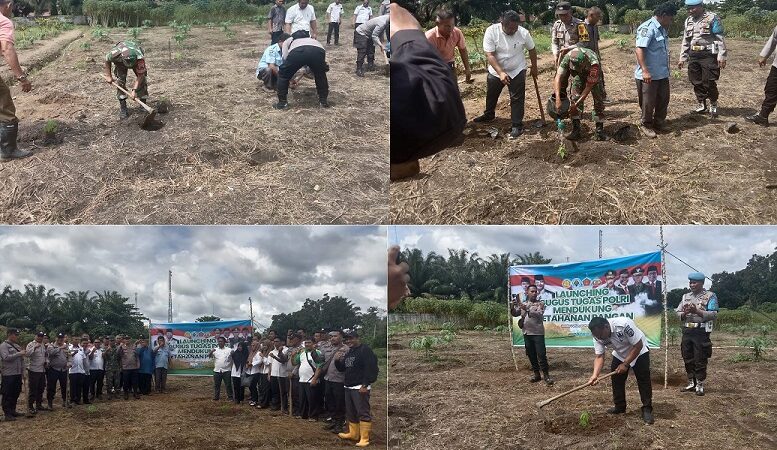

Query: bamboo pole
<box><xmin>660</xmin><ymin>226</ymin><xmax>669</xmax><ymax>390</ymax></box>
<box><xmin>506</xmin><ymin>273</ymin><xmax>520</xmax><ymax>372</ymax></box>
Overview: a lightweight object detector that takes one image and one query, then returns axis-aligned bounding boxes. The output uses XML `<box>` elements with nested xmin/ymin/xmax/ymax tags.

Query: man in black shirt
<box><xmin>335</xmin><ymin>329</ymin><xmax>379</xmax><ymax>447</ymax></box>
<box><xmin>390</xmin><ymin>4</ymin><xmax>466</xmax><ymax>180</ymax></box>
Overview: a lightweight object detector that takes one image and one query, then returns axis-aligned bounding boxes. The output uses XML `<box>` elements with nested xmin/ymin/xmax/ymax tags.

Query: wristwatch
<box><xmin>16</xmin><ymin>73</ymin><xmax>27</xmax><ymax>81</ymax></box>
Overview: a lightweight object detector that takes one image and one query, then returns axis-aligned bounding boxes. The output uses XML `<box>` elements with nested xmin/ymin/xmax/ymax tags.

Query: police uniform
<box><xmin>105</xmin><ymin>41</ymin><xmax>149</xmax><ymax>117</ymax></box>
<box><xmin>592</xmin><ymin>317</ymin><xmax>652</xmax><ymax>418</ymax></box>
<box><xmin>745</xmin><ymin>25</ymin><xmax>777</xmax><ymax>126</ymax></box>
<box><xmin>675</xmin><ymin>272</ymin><xmax>718</xmax><ymax>395</ymax></box>
<box><xmin>679</xmin><ymin>0</ymin><xmax>726</xmax><ymax>115</ymax></box>
<box><xmin>556</xmin><ymin>47</ymin><xmax>606</xmax><ymax>140</ymax></box>
<box><xmin>551</xmin><ymin>2</ymin><xmax>583</xmax><ymax>65</ymax></box>
<box><xmin>578</xmin><ymin>17</ymin><xmax>606</xmax><ymax>99</ymax></box>
<box><xmin>635</xmin><ymin>16</ymin><xmax>671</xmax><ymax>132</ymax></box>
<box><xmin>45</xmin><ymin>334</ymin><xmax>70</xmax><ymax>409</ymax></box>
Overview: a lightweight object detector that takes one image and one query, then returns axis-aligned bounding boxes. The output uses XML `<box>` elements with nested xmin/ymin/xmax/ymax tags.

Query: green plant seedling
<box><xmin>44</xmin><ymin>120</ymin><xmax>58</xmax><ymax>134</ymax></box>
<box><xmin>579</xmin><ymin>410</ymin><xmax>591</xmax><ymax>428</ymax></box>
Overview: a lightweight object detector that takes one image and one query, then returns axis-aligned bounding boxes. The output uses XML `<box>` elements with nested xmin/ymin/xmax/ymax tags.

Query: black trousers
<box><xmin>611</xmin><ymin>352</ymin><xmax>652</xmax><ymax>410</ymax></box>
<box><xmin>344</xmin><ymin>388</ymin><xmax>371</xmax><ymax>422</ymax></box>
<box><xmin>636</xmin><ymin>78</ymin><xmax>670</xmax><ymax>126</ymax></box>
<box><xmin>760</xmin><ymin>65</ymin><xmax>777</xmax><ymax>118</ymax></box>
<box><xmin>249</xmin><ymin>373</ymin><xmax>260</xmax><ymax>403</ymax></box>
<box><xmin>138</xmin><ymin>372</ymin><xmax>152</xmax><ymax>394</ymax></box>
<box><xmin>291</xmin><ymin>376</ymin><xmax>301</xmax><ymax>415</ymax></box>
<box><xmin>523</xmin><ymin>334</ymin><xmax>549</xmax><ymax>372</ymax></box>
<box><xmin>270</xmin><ymin>375</ymin><xmax>289</xmax><ymax>412</ymax></box>
<box><xmin>354</xmin><ymin>33</ymin><xmax>375</xmax><ymax>67</ymax></box>
<box><xmin>277</xmin><ymin>46</ymin><xmax>329</xmax><ymax>104</ymax></box>
<box><xmin>1</xmin><ymin>374</ymin><xmax>22</xmax><ymax>415</ymax></box>
<box><xmin>89</xmin><ymin>369</ymin><xmax>104</xmax><ymax>399</ymax></box>
<box><xmin>271</xmin><ymin>30</ymin><xmax>283</xmax><ymax>45</ymax></box>
<box><xmin>258</xmin><ymin>374</ymin><xmax>271</xmax><ymax>407</ymax></box>
<box><xmin>681</xmin><ymin>327</ymin><xmax>712</xmax><ymax>382</ymax></box>
<box><xmin>327</xmin><ymin>22</ymin><xmax>340</xmax><ymax>44</ymax></box>
<box><xmin>27</xmin><ymin>370</ymin><xmax>46</xmax><ymax>407</ymax></box>
<box><xmin>232</xmin><ymin>376</ymin><xmax>245</xmax><ymax>402</ymax></box>
<box><xmin>688</xmin><ymin>51</ymin><xmax>720</xmax><ymax>103</ymax></box>
<box><xmin>121</xmin><ymin>369</ymin><xmax>139</xmax><ymax>396</ymax></box>
<box><xmin>154</xmin><ymin>367</ymin><xmax>167</xmax><ymax>392</ymax></box>
<box><xmin>69</xmin><ymin>373</ymin><xmax>90</xmax><ymax>403</ymax></box>
<box><xmin>484</xmin><ymin>71</ymin><xmax>526</xmax><ymax>128</ymax></box>
<box><xmin>46</xmin><ymin>368</ymin><xmax>67</xmax><ymax>403</ymax></box>
<box><xmin>325</xmin><ymin>379</ymin><xmax>345</xmax><ymax>420</ymax></box>
<box><xmin>299</xmin><ymin>381</ymin><xmax>321</xmax><ymax>419</ymax></box>
<box><xmin>213</xmin><ymin>371</ymin><xmax>233</xmax><ymax>400</ymax></box>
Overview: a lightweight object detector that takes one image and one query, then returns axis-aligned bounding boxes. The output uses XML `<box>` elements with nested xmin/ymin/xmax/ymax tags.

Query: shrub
<box><xmin>468</xmin><ymin>302</ymin><xmax>506</xmax><ymax>328</ymax></box>
<box><xmin>410</xmin><ymin>335</ymin><xmax>441</xmax><ymax>359</ymax></box>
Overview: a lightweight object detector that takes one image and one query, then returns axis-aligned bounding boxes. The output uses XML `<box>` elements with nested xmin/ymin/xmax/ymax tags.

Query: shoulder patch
<box><xmin>641</xmin><ymin>28</ymin><xmax>648</xmax><ymax>37</ymax></box>
<box><xmin>624</xmin><ymin>325</ymin><xmax>634</xmax><ymax>337</ymax></box>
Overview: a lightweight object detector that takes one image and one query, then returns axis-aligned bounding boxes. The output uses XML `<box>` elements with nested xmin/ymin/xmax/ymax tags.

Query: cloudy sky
<box><xmin>0</xmin><ymin>226</ymin><xmax>387</xmax><ymax>326</ymax></box>
<box><xmin>390</xmin><ymin>226</ymin><xmax>777</xmax><ymax>289</ymax></box>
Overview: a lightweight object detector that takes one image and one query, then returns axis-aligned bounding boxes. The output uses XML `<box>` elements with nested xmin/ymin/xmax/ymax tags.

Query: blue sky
<box><xmin>0</xmin><ymin>226</ymin><xmax>387</xmax><ymax>326</ymax></box>
<box><xmin>389</xmin><ymin>226</ymin><xmax>777</xmax><ymax>290</ymax></box>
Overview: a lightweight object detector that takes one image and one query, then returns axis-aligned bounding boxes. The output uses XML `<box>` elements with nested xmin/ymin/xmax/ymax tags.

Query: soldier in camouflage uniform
<box><xmin>103</xmin><ymin>336</ymin><xmax>121</xmax><ymax>400</ymax></box>
<box><xmin>554</xmin><ymin>46</ymin><xmax>606</xmax><ymax>141</ymax></box>
<box><xmin>551</xmin><ymin>2</ymin><xmax>583</xmax><ymax>68</ymax></box>
<box><xmin>103</xmin><ymin>41</ymin><xmax>149</xmax><ymax>119</ymax></box>
<box><xmin>675</xmin><ymin>272</ymin><xmax>718</xmax><ymax>396</ymax></box>
<box><xmin>678</xmin><ymin>0</ymin><xmax>727</xmax><ymax>117</ymax></box>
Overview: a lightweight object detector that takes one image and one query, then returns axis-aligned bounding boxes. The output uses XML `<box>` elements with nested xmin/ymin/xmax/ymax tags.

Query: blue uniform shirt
<box><xmin>256</xmin><ymin>43</ymin><xmax>283</xmax><ymax>75</ymax></box>
<box><xmin>634</xmin><ymin>17</ymin><xmax>670</xmax><ymax>81</ymax></box>
<box><xmin>153</xmin><ymin>346</ymin><xmax>171</xmax><ymax>370</ymax></box>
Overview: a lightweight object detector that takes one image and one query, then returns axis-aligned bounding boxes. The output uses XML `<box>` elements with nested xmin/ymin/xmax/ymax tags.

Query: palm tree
<box><xmin>512</xmin><ymin>252</ymin><xmax>552</xmax><ymax>265</ymax></box>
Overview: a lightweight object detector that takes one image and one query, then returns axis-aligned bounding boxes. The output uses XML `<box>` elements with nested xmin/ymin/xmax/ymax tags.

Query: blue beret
<box><xmin>688</xmin><ymin>272</ymin><xmax>705</xmax><ymax>281</ymax></box>
<box><xmin>685</xmin><ymin>0</ymin><xmax>703</xmax><ymax>6</ymax></box>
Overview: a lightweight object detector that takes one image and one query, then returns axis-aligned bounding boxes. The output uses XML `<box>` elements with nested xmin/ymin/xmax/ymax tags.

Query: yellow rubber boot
<box><xmin>355</xmin><ymin>421</ymin><xmax>372</xmax><ymax>447</ymax></box>
<box><xmin>338</xmin><ymin>422</ymin><xmax>360</xmax><ymax>441</ymax></box>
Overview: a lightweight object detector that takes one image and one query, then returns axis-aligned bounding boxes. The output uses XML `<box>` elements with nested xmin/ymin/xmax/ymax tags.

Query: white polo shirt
<box><xmin>483</xmin><ymin>23</ymin><xmax>535</xmax><ymax>79</ymax></box>
<box><xmin>592</xmin><ymin>317</ymin><xmax>649</xmax><ymax>366</ymax></box>
<box><xmin>353</xmin><ymin>5</ymin><xmax>372</xmax><ymax>24</ymax></box>
<box><xmin>285</xmin><ymin>3</ymin><xmax>316</xmax><ymax>33</ymax></box>
<box><xmin>269</xmin><ymin>347</ymin><xmax>290</xmax><ymax>377</ymax></box>
<box><xmin>212</xmin><ymin>346</ymin><xmax>232</xmax><ymax>372</ymax></box>
<box><xmin>326</xmin><ymin>3</ymin><xmax>343</xmax><ymax>23</ymax></box>
<box><xmin>89</xmin><ymin>348</ymin><xmax>104</xmax><ymax>371</ymax></box>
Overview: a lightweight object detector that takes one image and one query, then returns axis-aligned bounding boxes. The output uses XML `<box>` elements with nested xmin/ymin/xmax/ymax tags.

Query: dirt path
<box><xmin>390</xmin><ymin>38</ymin><xmax>777</xmax><ymax>225</ymax></box>
<box><xmin>0</xmin><ymin>28</ymin><xmax>85</xmax><ymax>80</ymax></box>
<box><xmin>0</xmin><ymin>376</ymin><xmax>386</xmax><ymax>449</ymax></box>
<box><xmin>389</xmin><ymin>329</ymin><xmax>777</xmax><ymax>449</ymax></box>
<box><xmin>0</xmin><ymin>24</ymin><xmax>388</xmax><ymax>224</ymax></box>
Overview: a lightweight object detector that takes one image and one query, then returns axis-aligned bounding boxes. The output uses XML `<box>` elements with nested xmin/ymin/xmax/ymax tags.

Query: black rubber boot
<box><xmin>543</xmin><ymin>371</ymin><xmax>554</xmax><ymax>386</ymax></box>
<box><xmin>594</xmin><ymin>122</ymin><xmax>607</xmax><ymax>141</ymax></box>
<box><xmin>529</xmin><ymin>371</ymin><xmax>542</xmax><ymax>382</ymax></box>
<box><xmin>365</xmin><ymin>62</ymin><xmax>376</xmax><ymax>72</ymax></box>
<box><xmin>0</xmin><ymin>122</ymin><xmax>32</xmax><ymax>162</ymax></box>
<box><xmin>744</xmin><ymin>113</ymin><xmax>769</xmax><ymax>126</ymax></box>
<box><xmin>119</xmin><ymin>99</ymin><xmax>129</xmax><ymax>119</ymax></box>
<box><xmin>565</xmin><ymin>119</ymin><xmax>582</xmax><ymax>140</ymax></box>
<box><xmin>356</xmin><ymin>62</ymin><xmax>364</xmax><ymax>77</ymax></box>
<box><xmin>641</xmin><ymin>406</ymin><xmax>654</xmax><ymax>424</ymax></box>
<box><xmin>607</xmin><ymin>406</ymin><xmax>626</xmax><ymax>414</ymax></box>
<box><xmin>47</xmin><ymin>400</ymin><xmax>53</xmax><ymax>411</ymax></box>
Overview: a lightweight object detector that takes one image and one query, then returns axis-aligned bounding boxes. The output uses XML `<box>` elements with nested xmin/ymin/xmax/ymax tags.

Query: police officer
<box><xmin>0</xmin><ymin>328</ymin><xmax>26</xmax><ymax>421</ymax></box>
<box><xmin>554</xmin><ymin>46</ymin><xmax>606</xmax><ymax>141</ymax></box>
<box><xmin>551</xmin><ymin>2</ymin><xmax>583</xmax><ymax>68</ymax></box>
<box><xmin>25</xmin><ymin>331</ymin><xmax>48</xmax><ymax>415</ymax></box>
<box><xmin>628</xmin><ymin>267</ymin><xmax>646</xmax><ymax>302</ymax></box>
<box><xmin>103</xmin><ymin>40</ymin><xmax>150</xmax><ymax>119</ymax></box>
<box><xmin>46</xmin><ymin>332</ymin><xmax>70</xmax><ymax>409</ymax></box>
<box><xmin>675</xmin><ymin>272</ymin><xmax>718</xmax><ymax>396</ymax></box>
<box><xmin>510</xmin><ymin>284</ymin><xmax>554</xmax><ymax>385</ymax></box>
<box><xmin>744</xmin><ymin>24</ymin><xmax>777</xmax><ymax>126</ymax></box>
<box><xmin>678</xmin><ymin>0</ymin><xmax>726</xmax><ymax>117</ymax></box>
<box><xmin>587</xmin><ymin>316</ymin><xmax>654</xmax><ymax>424</ymax></box>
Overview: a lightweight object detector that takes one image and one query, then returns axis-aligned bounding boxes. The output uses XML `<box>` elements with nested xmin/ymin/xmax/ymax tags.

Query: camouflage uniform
<box><xmin>679</xmin><ymin>11</ymin><xmax>726</xmax><ymax>107</ymax></box>
<box><xmin>105</xmin><ymin>41</ymin><xmax>149</xmax><ymax>102</ymax></box>
<box><xmin>102</xmin><ymin>346</ymin><xmax>121</xmax><ymax>398</ymax></box>
<box><xmin>557</xmin><ymin>47</ymin><xmax>604</xmax><ymax>123</ymax></box>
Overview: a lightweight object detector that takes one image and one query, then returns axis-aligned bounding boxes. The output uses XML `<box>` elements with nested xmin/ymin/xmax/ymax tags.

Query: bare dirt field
<box><xmin>0</xmin><ymin>23</ymin><xmax>388</xmax><ymax>224</ymax></box>
<box><xmin>0</xmin><ymin>375</ymin><xmax>386</xmax><ymax>449</ymax></box>
<box><xmin>388</xmin><ymin>329</ymin><xmax>777</xmax><ymax>450</ymax></box>
<box><xmin>390</xmin><ymin>38</ymin><xmax>777</xmax><ymax>225</ymax></box>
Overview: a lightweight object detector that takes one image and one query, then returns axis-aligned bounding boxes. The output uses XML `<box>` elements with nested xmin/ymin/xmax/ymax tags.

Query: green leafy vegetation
<box><xmin>43</xmin><ymin>120</ymin><xmax>58</xmax><ymax>135</ymax></box>
<box><xmin>579</xmin><ymin>410</ymin><xmax>592</xmax><ymax>428</ymax></box>
<box><xmin>14</xmin><ymin>19</ymin><xmax>75</xmax><ymax>50</ymax></box>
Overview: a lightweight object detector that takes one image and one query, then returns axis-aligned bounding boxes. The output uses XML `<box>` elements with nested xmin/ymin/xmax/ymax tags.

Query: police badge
<box><xmin>625</xmin><ymin>325</ymin><xmax>634</xmax><ymax>337</ymax></box>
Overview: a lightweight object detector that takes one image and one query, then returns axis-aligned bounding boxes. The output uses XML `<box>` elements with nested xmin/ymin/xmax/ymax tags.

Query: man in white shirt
<box><xmin>208</xmin><ymin>336</ymin><xmax>233</xmax><ymax>401</ymax></box>
<box><xmin>88</xmin><ymin>337</ymin><xmax>105</xmax><ymax>401</ymax></box>
<box><xmin>285</xmin><ymin>0</ymin><xmax>317</xmax><ymax>39</ymax></box>
<box><xmin>268</xmin><ymin>337</ymin><xmax>291</xmax><ymax>414</ymax></box>
<box><xmin>68</xmin><ymin>337</ymin><xmax>92</xmax><ymax>405</ymax></box>
<box><xmin>587</xmin><ymin>316</ymin><xmax>654</xmax><ymax>424</ymax></box>
<box><xmin>326</xmin><ymin>0</ymin><xmax>343</xmax><ymax>45</ymax></box>
<box><xmin>352</xmin><ymin>0</ymin><xmax>372</xmax><ymax>29</ymax></box>
<box><xmin>472</xmin><ymin>10</ymin><xmax>538</xmax><ymax>140</ymax></box>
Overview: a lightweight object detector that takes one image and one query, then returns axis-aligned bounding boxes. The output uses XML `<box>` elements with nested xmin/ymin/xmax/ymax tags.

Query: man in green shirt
<box><xmin>554</xmin><ymin>46</ymin><xmax>606</xmax><ymax>141</ymax></box>
<box><xmin>103</xmin><ymin>41</ymin><xmax>149</xmax><ymax>119</ymax></box>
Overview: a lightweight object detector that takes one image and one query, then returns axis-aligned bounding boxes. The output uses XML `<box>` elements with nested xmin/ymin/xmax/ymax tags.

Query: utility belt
<box><xmin>683</xmin><ymin>322</ymin><xmax>704</xmax><ymax>328</ymax></box>
<box><xmin>691</xmin><ymin>45</ymin><xmax>709</xmax><ymax>51</ymax></box>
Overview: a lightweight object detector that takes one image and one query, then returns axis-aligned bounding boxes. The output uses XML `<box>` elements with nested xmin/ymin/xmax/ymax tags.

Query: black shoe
<box><xmin>472</xmin><ymin>114</ymin><xmax>495</xmax><ymax>123</ymax></box>
<box><xmin>365</xmin><ymin>63</ymin><xmax>376</xmax><ymax>72</ymax></box>
<box><xmin>594</xmin><ymin>123</ymin><xmax>607</xmax><ymax>141</ymax></box>
<box><xmin>565</xmin><ymin>119</ymin><xmax>582</xmax><ymax>141</ymax></box>
<box><xmin>641</xmin><ymin>406</ymin><xmax>654</xmax><ymax>424</ymax></box>
<box><xmin>356</xmin><ymin>69</ymin><xmax>365</xmax><ymax>77</ymax></box>
<box><xmin>124</xmin><ymin>393</ymin><xmax>129</xmax><ymax>400</ymax></box>
<box><xmin>4</xmin><ymin>415</ymin><xmax>15</xmax><ymax>421</ymax></box>
<box><xmin>529</xmin><ymin>371</ymin><xmax>542</xmax><ymax>383</ymax></box>
<box><xmin>319</xmin><ymin>100</ymin><xmax>330</xmax><ymax>108</ymax></box>
<box><xmin>0</xmin><ymin>122</ymin><xmax>32</xmax><ymax>162</ymax></box>
<box><xmin>10</xmin><ymin>411</ymin><xmax>22</xmax><ymax>417</ymax></box>
<box><xmin>119</xmin><ymin>100</ymin><xmax>129</xmax><ymax>119</ymax></box>
<box><xmin>543</xmin><ymin>372</ymin><xmax>554</xmax><ymax>386</ymax></box>
<box><xmin>693</xmin><ymin>101</ymin><xmax>707</xmax><ymax>114</ymax></box>
<box><xmin>607</xmin><ymin>406</ymin><xmax>626</xmax><ymax>414</ymax></box>
<box><xmin>509</xmin><ymin>127</ymin><xmax>523</xmax><ymax>139</ymax></box>
<box><xmin>744</xmin><ymin>114</ymin><xmax>769</xmax><ymax>126</ymax></box>
<box><xmin>273</xmin><ymin>102</ymin><xmax>289</xmax><ymax>110</ymax></box>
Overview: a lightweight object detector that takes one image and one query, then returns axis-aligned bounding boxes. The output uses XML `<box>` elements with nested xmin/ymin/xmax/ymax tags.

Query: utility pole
<box><xmin>599</xmin><ymin>229</ymin><xmax>603</xmax><ymax>259</ymax></box>
<box><xmin>168</xmin><ymin>270</ymin><xmax>173</xmax><ymax>323</ymax></box>
<box><xmin>248</xmin><ymin>297</ymin><xmax>255</xmax><ymax>333</ymax></box>
<box><xmin>134</xmin><ymin>292</ymin><xmax>138</xmax><ymax>307</ymax></box>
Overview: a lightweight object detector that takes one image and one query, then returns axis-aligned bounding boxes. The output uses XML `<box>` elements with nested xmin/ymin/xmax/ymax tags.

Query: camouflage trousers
<box><xmin>563</xmin><ymin>74</ymin><xmax>605</xmax><ymax>122</ymax></box>
<box><xmin>0</xmin><ymin>76</ymin><xmax>17</xmax><ymax>123</ymax></box>
<box><xmin>114</xmin><ymin>65</ymin><xmax>149</xmax><ymax>102</ymax></box>
<box><xmin>105</xmin><ymin>369</ymin><xmax>120</xmax><ymax>394</ymax></box>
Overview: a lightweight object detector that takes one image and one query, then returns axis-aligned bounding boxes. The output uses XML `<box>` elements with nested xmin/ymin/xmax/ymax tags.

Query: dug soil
<box><xmin>0</xmin><ymin>24</ymin><xmax>388</xmax><ymax>224</ymax></box>
<box><xmin>0</xmin><ymin>375</ymin><xmax>386</xmax><ymax>449</ymax></box>
<box><xmin>390</xmin><ymin>38</ymin><xmax>777</xmax><ymax>224</ymax></box>
<box><xmin>389</xmin><ymin>329</ymin><xmax>777</xmax><ymax>449</ymax></box>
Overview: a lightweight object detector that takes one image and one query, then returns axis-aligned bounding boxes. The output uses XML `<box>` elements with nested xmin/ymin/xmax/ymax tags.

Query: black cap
<box><xmin>7</xmin><ymin>328</ymin><xmax>19</xmax><ymax>336</ymax></box>
<box><xmin>57</xmin><ymin>332</ymin><xmax>65</xmax><ymax>338</ymax></box>
<box><xmin>631</xmin><ymin>267</ymin><xmax>644</xmax><ymax>275</ymax></box>
<box><xmin>604</xmin><ymin>269</ymin><xmax>616</xmax><ymax>277</ymax></box>
<box><xmin>521</xmin><ymin>276</ymin><xmax>531</xmax><ymax>283</ymax></box>
<box><xmin>534</xmin><ymin>274</ymin><xmax>545</xmax><ymax>281</ymax></box>
<box><xmin>619</xmin><ymin>269</ymin><xmax>630</xmax><ymax>275</ymax></box>
<box><xmin>647</xmin><ymin>265</ymin><xmax>658</xmax><ymax>273</ymax></box>
<box><xmin>36</xmin><ymin>331</ymin><xmax>45</xmax><ymax>337</ymax></box>
<box><xmin>343</xmin><ymin>329</ymin><xmax>359</xmax><ymax>338</ymax></box>
<box><xmin>557</xmin><ymin>2</ymin><xmax>572</xmax><ymax>12</ymax></box>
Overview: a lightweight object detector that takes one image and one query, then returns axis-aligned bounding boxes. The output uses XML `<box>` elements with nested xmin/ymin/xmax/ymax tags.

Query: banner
<box><xmin>148</xmin><ymin>320</ymin><xmax>252</xmax><ymax>375</ymax></box>
<box><xmin>509</xmin><ymin>251</ymin><xmax>663</xmax><ymax>348</ymax></box>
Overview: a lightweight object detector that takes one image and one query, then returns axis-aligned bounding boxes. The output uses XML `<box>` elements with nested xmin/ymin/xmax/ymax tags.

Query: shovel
<box><xmin>531</xmin><ymin>70</ymin><xmax>546</xmax><ymax>128</ymax></box>
<box><xmin>536</xmin><ymin>370</ymin><xmax>617</xmax><ymax>409</ymax></box>
<box><xmin>110</xmin><ymin>82</ymin><xmax>158</xmax><ymax>129</ymax></box>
